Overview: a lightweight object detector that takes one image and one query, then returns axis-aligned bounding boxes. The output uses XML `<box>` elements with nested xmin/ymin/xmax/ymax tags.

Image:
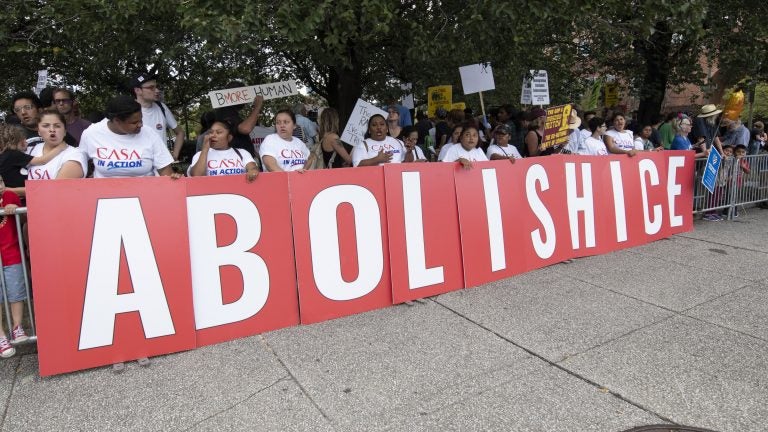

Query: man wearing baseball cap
<box><xmin>131</xmin><ymin>73</ymin><xmax>185</xmax><ymax>161</ymax></box>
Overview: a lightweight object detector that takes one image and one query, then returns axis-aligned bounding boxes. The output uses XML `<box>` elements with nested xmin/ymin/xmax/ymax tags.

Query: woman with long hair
<box><xmin>317</xmin><ymin>108</ymin><xmax>352</xmax><ymax>167</ymax></box>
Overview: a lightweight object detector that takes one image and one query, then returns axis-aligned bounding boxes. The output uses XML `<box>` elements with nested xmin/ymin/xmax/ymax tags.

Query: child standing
<box><xmin>0</xmin><ymin>175</ymin><xmax>27</xmax><ymax>358</ymax></box>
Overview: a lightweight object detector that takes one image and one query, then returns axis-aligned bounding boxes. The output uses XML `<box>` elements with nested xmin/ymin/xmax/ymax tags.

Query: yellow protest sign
<box><xmin>451</xmin><ymin>102</ymin><xmax>466</xmax><ymax>111</ymax></box>
<box><xmin>427</xmin><ymin>85</ymin><xmax>452</xmax><ymax>117</ymax></box>
<box><xmin>540</xmin><ymin>104</ymin><xmax>572</xmax><ymax>151</ymax></box>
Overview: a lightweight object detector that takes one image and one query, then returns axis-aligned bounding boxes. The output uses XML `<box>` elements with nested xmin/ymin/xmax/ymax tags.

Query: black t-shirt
<box><xmin>0</xmin><ymin>150</ymin><xmax>34</xmax><ymax>188</ymax></box>
<box><xmin>435</xmin><ymin>121</ymin><xmax>450</xmax><ymax>147</ymax></box>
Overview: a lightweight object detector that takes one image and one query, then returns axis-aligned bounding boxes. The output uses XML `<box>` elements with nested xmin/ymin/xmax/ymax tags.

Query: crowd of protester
<box><xmin>0</xmin><ymin>74</ymin><xmax>767</xmax><ymax>359</ymax></box>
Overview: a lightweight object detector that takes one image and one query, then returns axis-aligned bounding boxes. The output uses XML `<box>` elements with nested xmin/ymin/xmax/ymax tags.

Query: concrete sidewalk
<box><xmin>2</xmin><ymin>211</ymin><xmax>767</xmax><ymax>431</ymax></box>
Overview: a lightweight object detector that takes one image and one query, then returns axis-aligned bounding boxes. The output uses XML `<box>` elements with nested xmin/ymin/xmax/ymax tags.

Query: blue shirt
<box><xmin>670</xmin><ymin>135</ymin><xmax>692</xmax><ymax>151</ymax></box>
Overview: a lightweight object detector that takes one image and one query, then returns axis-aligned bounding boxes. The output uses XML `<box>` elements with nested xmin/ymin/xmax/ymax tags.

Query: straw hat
<box><xmin>697</xmin><ymin>104</ymin><xmax>722</xmax><ymax>118</ymax></box>
<box><xmin>568</xmin><ymin>109</ymin><xmax>581</xmax><ymax>130</ymax></box>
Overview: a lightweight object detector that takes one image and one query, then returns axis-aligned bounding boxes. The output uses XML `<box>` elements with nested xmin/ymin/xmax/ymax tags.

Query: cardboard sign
<box><xmin>702</xmin><ymin>148</ymin><xmax>722</xmax><ymax>194</ymax></box>
<box><xmin>427</xmin><ymin>85</ymin><xmax>453</xmax><ymax>118</ymax></box>
<box><xmin>289</xmin><ymin>168</ymin><xmax>393</xmax><ymax>324</ymax></box>
<box><xmin>540</xmin><ymin>104</ymin><xmax>573</xmax><ymax>150</ymax></box>
<box><xmin>452</xmin><ymin>102</ymin><xmax>466</xmax><ymax>111</ymax></box>
<box><xmin>530</xmin><ymin>70</ymin><xmax>550</xmax><ymax>105</ymax></box>
<box><xmin>340</xmin><ymin>99</ymin><xmax>388</xmax><ymax>147</ymax></box>
<box><xmin>459</xmin><ymin>63</ymin><xmax>495</xmax><ymax>95</ymax></box>
<box><xmin>208</xmin><ymin>80</ymin><xmax>299</xmax><ymax>108</ymax></box>
<box><xmin>454</xmin><ymin>154</ymin><xmax>694</xmax><ymax>287</ymax></box>
<box><xmin>383</xmin><ymin>164</ymin><xmax>464</xmax><ymax>303</ymax></box>
<box><xmin>28</xmin><ymin>178</ymin><xmax>197</xmax><ymax>377</ymax></box>
<box><xmin>27</xmin><ymin>152</ymin><xmax>694</xmax><ymax>376</ymax></box>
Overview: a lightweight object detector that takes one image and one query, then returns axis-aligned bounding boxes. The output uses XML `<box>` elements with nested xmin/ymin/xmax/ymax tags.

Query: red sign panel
<box><xmin>384</xmin><ymin>163</ymin><xmax>464</xmax><ymax>303</ymax></box>
<box><xmin>288</xmin><ymin>168</ymin><xmax>393</xmax><ymax>324</ymax></box>
<box><xmin>27</xmin><ymin>178</ymin><xmax>197</xmax><ymax>377</ymax></box>
<box><xmin>185</xmin><ymin>174</ymin><xmax>300</xmax><ymax>347</ymax></box>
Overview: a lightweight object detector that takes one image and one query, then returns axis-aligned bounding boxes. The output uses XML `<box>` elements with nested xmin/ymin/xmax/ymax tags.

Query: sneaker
<box><xmin>11</xmin><ymin>325</ymin><xmax>28</xmax><ymax>343</ymax></box>
<box><xmin>0</xmin><ymin>337</ymin><xmax>15</xmax><ymax>358</ymax></box>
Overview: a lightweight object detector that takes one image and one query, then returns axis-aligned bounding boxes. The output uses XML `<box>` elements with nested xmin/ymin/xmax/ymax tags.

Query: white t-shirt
<box><xmin>80</xmin><ymin>118</ymin><xmax>174</xmax><ymax>178</ymax></box>
<box><xmin>578</xmin><ymin>137</ymin><xmax>608</xmax><ymax>156</ymax></box>
<box><xmin>408</xmin><ymin>145</ymin><xmax>426</xmax><ymax>161</ymax></box>
<box><xmin>26</xmin><ymin>145</ymin><xmax>87</xmax><ymax>180</ymax></box>
<box><xmin>605</xmin><ymin>129</ymin><xmax>635</xmax><ymax>151</ymax></box>
<box><xmin>249</xmin><ymin>125</ymin><xmax>274</xmax><ymax>155</ymax></box>
<box><xmin>437</xmin><ymin>143</ymin><xmax>455</xmax><ymax>161</ymax></box>
<box><xmin>259</xmin><ymin>133</ymin><xmax>309</xmax><ymax>171</ymax></box>
<box><xmin>142</xmin><ymin>102</ymin><xmax>177</xmax><ymax>142</ymax></box>
<box><xmin>486</xmin><ymin>144</ymin><xmax>521</xmax><ymax>159</ymax></box>
<box><xmin>351</xmin><ymin>136</ymin><xmax>405</xmax><ymax>167</ymax></box>
<box><xmin>443</xmin><ymin>145</ymin><xmax>488</xmax><ymax>163</ymax></box>
<box><xmin>187</xmin><ymin>147</ymin><xmax>256</xmax><ymax>176</ymax></box>
<box><xmin>580</xmin><ymin>128</ymin><xmax>592</xmax><ymax>139</ymax></box>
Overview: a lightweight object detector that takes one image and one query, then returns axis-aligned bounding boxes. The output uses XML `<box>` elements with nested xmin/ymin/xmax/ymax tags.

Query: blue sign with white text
<box><xmin>702</xmin><ymin>148</ymin><xmax>721</xmax><ymax>194</ymax></box>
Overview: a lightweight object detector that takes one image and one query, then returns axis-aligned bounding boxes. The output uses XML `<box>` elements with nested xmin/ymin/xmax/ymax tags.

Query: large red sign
<box><xmin>27</xmin><ymin>152</ymin><xmax>694</xmax><ymax>376</ymax></box>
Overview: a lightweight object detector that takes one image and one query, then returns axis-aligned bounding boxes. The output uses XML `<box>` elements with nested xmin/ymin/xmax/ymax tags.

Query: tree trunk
<box><xmin>636</xmin><ymin>22</ymin><xmax>673</xmax><ymax>125</ymax></box>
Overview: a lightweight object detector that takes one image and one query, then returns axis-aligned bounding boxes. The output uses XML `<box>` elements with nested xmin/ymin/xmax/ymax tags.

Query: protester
<box><xmin>0</xmin><ymin>123</ymin><xmax>72</xmax><ymax>197</ymax></box>
<box><xmin>658</xmin><ymin>113</ymin><xmax>677</xmax><ymax>149</ymax></box>
<box><xmin>131</xmin><ymin>74</ymin><xmax>185</xmax><ymax>160</ymax></box>
<box><xmin>670</xmin><ymin>114</ymin><xmax>708</xmax><ymax>159</ymax></box>
<box><xmin>187</xmin><ymin>119</ymin><xmax>258</xmax><ymax>182</ymax></box>
<box><xmin>260</xmin><ymin>109</ymin><xmax>310</xmax><ymax>172</ymax></box>
<box><xmin>693</xmin><ymin>104</ymin><xmax>723</xmax><ymax>153</ymax></box>
<box><xmin>577</xmin><ymin>117</ymin><xmax>609</xmax><ymax>156</ymax></box>
<box><xmin>486</xmin><ymin>124</ymin><xmax>521</xmax><ymax>162</ymax></box>
<box><xmin>0</xmin><ymin>175</ymin><xmax>27</xmax><ymax>358</ymax></box>
<box><xmin>633</xmin><ymin>124</ymin><xmax>658</xmax><ymax>151</ymax></box>
<box><xmin>27</xmin><ymin>109</ymin><xmax>88</xmax><ymax>180</ymax></box>
<box><xmin>750</xmin><ymin>121</ymin><xmax>766</xmax><ymax>155</ymax></box>
<box><xmin>434</xmin><ymin>108</ymin><xmax>450</xmax><ymax>149</ymax></box>
<box><xmin>293</xmin><ymin>103</ymin><xmax>318</xmax><ymax>147</ymax></box>
<box><xmin>52</xmin><ymin>88</ymin><xmax>91</xmax><ymax>145</ymax></box>
<box><xmin>317</xmin><ymin>108</ymin><xmax>352</xmax><ymax>168</ymax></box>
<box><xmin>398</xmin><ymin>126</ymin><xmax>427</xmax><ymax>162</ymax></box>
<box><xmin>437</xmin><ymin>124</ymin><xmax>463</xmax><ymax>161</ymax></box>
<box><xmin>79</xmin><ymin>96</ymin><xmax>178</xmax><ymax>178</ymax></box>
<box><xmin>351</xmin><ymin>114</ymin><xmax>410</xmax><ymax>166</ymax></box>
<box><xmin>563</xmin><ymin>109</ymin><xmax>585</xmax><ymax>154</ymax></box>
<box><xmin>524</xmin><ymin>108</ymin><xmax>546</xmax><ymax>157</ymax></box>
<box><xmin>442</xmin><ymin>123</ymin><xmax>487</xmax><ymax>168</ymax></box>
<box><xmin>215</xmin><ymin>82</ymin><xmax>264</xmax><ymax>157</ymax></box>
<box><xmin>11</xmin><ymin>91</ymin><xmax>76</xmax><ymax>149</ymax></box>
<box><xmin>604</xmin><ymin>113</ymin><xmax>640</xmax><ymax>155</ymax></box>
<box><xmin>386</xmin><ymin>108</ymin><xmax>403</xmax><ymax>140</ymax></box>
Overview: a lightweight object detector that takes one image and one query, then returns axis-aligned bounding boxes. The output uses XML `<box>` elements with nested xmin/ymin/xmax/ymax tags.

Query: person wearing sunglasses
<box><xmin>51</xmin><ymin>88</ymin><xmax>90</xmax><ymax>145</ymax></box>
<box><xmin>131</xmin><ymin>73</ymin><xmax>185</xmax><ymax>161</ymax></box>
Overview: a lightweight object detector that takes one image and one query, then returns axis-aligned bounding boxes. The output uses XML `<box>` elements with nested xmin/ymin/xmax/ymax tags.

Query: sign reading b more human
<box><xmin>208</xmin><ymin>80</ymin><xmax>300</xmax><ymax>109</ymax></box>
<box><xmin>340</xmin><ymin>99</ymin><xmax>388</xmax><ymax>147</ymax></box>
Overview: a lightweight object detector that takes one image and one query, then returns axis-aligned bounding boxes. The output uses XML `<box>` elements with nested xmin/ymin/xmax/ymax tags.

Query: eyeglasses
<box><xmin>13</xmin><ymin>104</ymin><xmax>35</xmax><ymax>113</ymax></box>
<box><xmin>54</xmin><ymin>98</ymin><xmax>73</xmax><ymax>105</ymax></box>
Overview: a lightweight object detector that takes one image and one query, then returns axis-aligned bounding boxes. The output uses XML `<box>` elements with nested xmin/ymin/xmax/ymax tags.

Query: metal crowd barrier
<box><xmin>693</xmin><ymin>153</ymin><xmax>768</xmax><ymax>219</ymax></box>
<box><xmin>0</xmin><ymin>207</ymin><xmax>36</xmax><ymax>346</ymax></box>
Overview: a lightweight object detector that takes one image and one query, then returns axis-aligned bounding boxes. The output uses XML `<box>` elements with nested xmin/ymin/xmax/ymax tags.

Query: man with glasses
<box><xmin>52</xmin><ymin>88</ymin><xmax>91</xmax><ymax>145</ymax></box>
<box><xmin>131</xmin><ymin>74</ymin><xmax>185</xmax><ymax>161</ymax></box>
<box><xmin>11</xmin><ymin>91</ymin><xmax>76</xmax><ymax>149</ymax></box>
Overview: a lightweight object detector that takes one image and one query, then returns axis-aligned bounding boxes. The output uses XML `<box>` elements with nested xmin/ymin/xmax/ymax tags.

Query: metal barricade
<box><xmin>0</xmin><ymin>207</ymin><xmax>36</xmax><ymax>346</ymax></box>
<box><xmin>693</xmin><ymin>153</ymin><xmax>768</xmax><ymax>219</ymax></box>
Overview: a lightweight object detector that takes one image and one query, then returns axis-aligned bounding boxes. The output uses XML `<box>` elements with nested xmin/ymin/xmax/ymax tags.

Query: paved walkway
<box><xmin>2</xmin><ymin>211</ymin><xmax>767</xmax><ymax>431</ymax></box>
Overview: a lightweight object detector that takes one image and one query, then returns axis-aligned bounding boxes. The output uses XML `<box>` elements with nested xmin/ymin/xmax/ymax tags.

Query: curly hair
<box><xmin>0</xmin><ymin>123</ymin><xmax>26</xmax><ymax>152</ymax></box>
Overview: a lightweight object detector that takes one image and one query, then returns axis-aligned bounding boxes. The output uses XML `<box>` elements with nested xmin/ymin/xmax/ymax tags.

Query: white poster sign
<box><xmin>400</xmin><ymin>83</ymin><xmax>414</xmax><ymax>110</ymax></box>
<box><xmin>35</xmin><ymin>70</ymin><xmax>48</xmax><ymax>96</ymax></box>
<box><xmin>530</xmin><ymin>70</ymin><xmax>550</xmax><ymax>105</ymax></box>
<box><xmin>458</xmin><ymin>63</ymin><xmax>495</xmax><ymax>95</ymax></box>
<box><xmin>208</xmin><ymin>80</ymin><xmax>299</xmax><ymax>108</ymax></box>
<box><xmin>340</xmin><ymin>99</ymin><xmax>388</xmax><ymax>147</ymax></box>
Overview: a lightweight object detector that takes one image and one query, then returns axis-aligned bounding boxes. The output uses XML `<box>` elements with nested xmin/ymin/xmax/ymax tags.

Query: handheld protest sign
<box><xmin>340</xmin><ymin>99</ymin><xmax>388</xmax><ymax>147</ymax></box>
<box><xmin>208</xmin><ymin>80</ymin><xmax>299</xmax><ymax>108</ymax></box>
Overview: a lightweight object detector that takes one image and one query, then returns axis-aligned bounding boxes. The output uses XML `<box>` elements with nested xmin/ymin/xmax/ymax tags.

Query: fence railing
<box><xmin>693</xmin><ymin>153</ymin><xmax>768</xmax><ymax>219</ymax></box>
<box><xmin>0</xmin><ymin>207</ymin><xmax>36</xmax><ymax>348</ymax></box>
